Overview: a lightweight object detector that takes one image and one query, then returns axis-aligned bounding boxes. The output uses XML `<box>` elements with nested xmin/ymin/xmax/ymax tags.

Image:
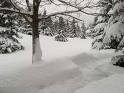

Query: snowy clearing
<box><xmin>0</xmin><ymin>34</ymin><xmax>124</xmax><ymax>93</ymax></box>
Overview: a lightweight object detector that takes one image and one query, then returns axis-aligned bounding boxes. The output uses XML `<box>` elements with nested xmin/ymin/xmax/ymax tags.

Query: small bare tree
<box><xmin>0</xmin><ymin>0</ymin><xmax>99</xmax><ymax>63</ymax></box>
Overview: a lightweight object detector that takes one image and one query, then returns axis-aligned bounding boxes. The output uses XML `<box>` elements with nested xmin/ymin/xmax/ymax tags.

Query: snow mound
<box><xmin>75</xmin><ymin>74</ymin><xmax>124</xmax><ymax>93</ymax></box>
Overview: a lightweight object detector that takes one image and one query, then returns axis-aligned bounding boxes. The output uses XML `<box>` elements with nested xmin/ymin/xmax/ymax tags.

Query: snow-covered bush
<box><xmin>93</xmin><ymin>23</ymin><xmax>107</xmax><ymax>35</ymax></box>
<box><xmin>55</xmin><ymin>30</ymin><xmax>68</xmax><ymax>42</ymax></box>
<box><xmin>55</xmin><ymin>34</ymin><xmax>68</xmax><ymax>42</ymax></box>
<box><xmin>92</xmin><ymin>0</ymin><xmax>124</xmax><ymax>50</ymax></box>
<box><xmin>92</xmin><ymin>35</ymin><xmax>104</xmax><ymax>50</ymax></box>
<box><xmin>91</xmin><ymin>0</ymin><xmax>124</xmax><ymax>67</ymax></box>
<box><xmin>0</xmin><ymin>28</ymin><xmax>24</xmax><ymax>54</ymax></box>
<box><xmin>103</xmin><ymin>22</ymin><xmax>124</xmax><ymax>49</ymax></box>
<box><xmin>86</xmin><ymin>29</ymin><xmax>94</xmax><ymax>38</ymax></box>
<box><xmin>41</xmin><ymin>27</ymin><xmax>54</xmax><ymax>36</ymax></box>
<box><xmin>18</xmin><ymin>24</ymin><xmax>33</xmax><ymax>35</ymax></box>
<box><xmin>0</xmin><ymin>0</ymin><xmax>24</xmax><ymax>54</ymax></box>
<box><xmin>111</xmin><ymin>55</ymin><xmax>124</xmax><ymax>67</ymax></box>
<box><xmin>80</xmin><ymin>33</ymin><xmax>86</xmax><ymax>39</ymax></box>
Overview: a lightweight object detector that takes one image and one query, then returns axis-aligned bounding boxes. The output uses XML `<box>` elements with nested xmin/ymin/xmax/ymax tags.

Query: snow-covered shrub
<box><xmin>41</xmin><ymin>27</ymin><xmax>54</xmax><ymax>36</ymax></box>
<box><xmin>18</xmin><ymin>24</ymin><xmax>33</xmax><ymax>35</ymax></box>
<box><xmin>80</xmin><ymin>33</ymin><xmax>86</xmax><ymax>39</ymax></box>
<box><xmin>68</xmin><ymin>33</ymin><xmax>77</xmax><ymax>38</ymax></box>
<box><xmin>103</xmin><ymin>22</ymin><xmax>124</xmax><ymax>49</ymax></box>
<box><xmin>92</xmin><ymin>34</ymin><xmax>110</xmax><ymax>49</ymax></box>
<box><xmin>55</xmin><ymin>31</ymin><xmax>68</xmax><ymax>42</ymax></box>
<box><xmin>111</xmin><ymin>55</ymin><xmax>124</xmax><ymax>67</ymax></box>
<box><xmin>93</xmin><ymin>23</ymin><xmax>107</xmax><ymax>35</ymax></box>
<box><xmin>86</xmin><ymin>29</ymin><xmax>94</xmax><ymax>38</ymax></box>
<box><xmin>0</xmin><ymin>0</ymin><xmax>24</xmax><ymax>54</ymax></box>
<box><xmin>91</xmin><ymin>22</ymin><xmax>108</xmax><ymax>49</ymax></box>
<box><xmin>90</xmin><ymin>23</ymin><xmax>107</xmax><ymax>38</ymax></box>
<box><xmin>91</xmin><ymin>0</ymin><xmax>124</xmax><ymax>50</ymax></box>
<box><xmin>0</xmin><ymin>28</ymin><xmax>24</xmax><ymax>54</ymax></box>
<box><xmin>92</xmin><ymin>35</ymin><xmax>104</xmax><ymax>50</ymax></box>
<box><xmin>55</xmin><ymin>34</ymin><xmax>68</xmax><ymax>42</ymax></box>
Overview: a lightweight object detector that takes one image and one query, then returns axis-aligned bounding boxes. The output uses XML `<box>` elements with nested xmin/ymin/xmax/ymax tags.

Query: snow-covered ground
<box><xmin>75</xmin><ymin>74</ymin><xmax>124</xmax><ymax>93</ymax></box>
<box><xmin>0</xmin><ymin>33</ymin><xmax>124</xmax><ymax>93</ymax></box>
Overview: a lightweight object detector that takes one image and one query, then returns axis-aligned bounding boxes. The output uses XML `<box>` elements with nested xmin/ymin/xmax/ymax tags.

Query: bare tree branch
<box><xmin>60</xmin><ymin>13</ymin><xmax>83</xmax><ymax>21</ymax></box>
<box><xmin>25</xmin><ymin>0</ymin><xmax>32</xmax><ymax>11</ymax></box>
<box><xmin>40</xmin><ymin>9</ymin><xmax>80</xmax><ymax>19</ymax></box>
<box><xmin>0</xmin><ymin>8</ymin><xmax>32</xmax><ymax>16</ymax></box>
<box><xmin>57</xmin><ymin>0</ymin><xmax>108</xmax><ymax>16</ymax></box>
<box><xmin>22</xmin><ymin>15</ymin><xmax>32</xmax><ymax>25</ymax></box>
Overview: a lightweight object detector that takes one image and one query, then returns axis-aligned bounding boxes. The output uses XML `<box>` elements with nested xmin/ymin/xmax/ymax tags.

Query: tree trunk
<box><xmin>32</xmin><ymin>1</ymin><xmax>42</xmax><ymax>63</ymax></box>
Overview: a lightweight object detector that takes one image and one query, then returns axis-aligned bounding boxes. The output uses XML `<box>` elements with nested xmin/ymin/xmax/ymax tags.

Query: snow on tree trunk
<box><xmin>32</xmin><ymin>37</ymin><xmax>42</xmax><ymax>63</ymax></box>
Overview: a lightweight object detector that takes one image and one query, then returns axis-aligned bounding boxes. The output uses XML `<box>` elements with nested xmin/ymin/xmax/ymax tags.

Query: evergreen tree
<box><xmin>0</xmin><ymin>0</ymin><xmax>12</xmax><ymax>8</ymax></box>
<box><xmin>59</xmin><ymin>17</ymin><xmax>65</xmax><ymax>28</ymax></box>
<box><xmin>91</xmin><ymin>0</ymin><xmax>113</xmax><ymax>49</ymax></box>
<box><xmin>65</xmin><ymin>19</ymin><xmax>71</xmax><ymax>37</ymax></box>
<box><xmin>76</xmin><ymin>23</ymin><xmax>81</xmax><ymax>37</ymax></box>
<box><xmin>40</xmin><ymin>10</ymin><xmax>53</xmax><ymax>36</ymax></box>
<box><xmin>57</xmin><ymin>16</ymin><xmax>66</xmax><ymax>36</ymax></box>
<box><xmin>54</xmin><ymin>16</ymin><xmax>68</xmax><ymax>42</ymax></box>
<box><xmin>80</xmin><ymin>22</ymin><xmax>87</xmax><ymax>39</ymax></box>
<box><xmin>53</xmin><ymin>20</ymin><xmax>59</xmax><ymax>35</ymax></box>
<box><xmin>69</xmin><ymin>18</ymin><xmax>77</xmax><ymax>38</ymax></box>
<box><xmin>0</xmin><ymin>0</ymin><xmax>24</xmax><ymax>54</ymax></box>
<box><xmin>103</xmin><ymin>0</ymin><xmax>124</xmax><ymax>50</ymax></box>
<box><xmin>92</xmin><ymin>0</ymin><xmax>124</xmax><ymax>67</ymax></box>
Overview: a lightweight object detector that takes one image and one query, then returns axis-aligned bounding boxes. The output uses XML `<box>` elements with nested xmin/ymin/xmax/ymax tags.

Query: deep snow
<box><xmin>0</xmin><ymin>33</ymin><xmax>124</xmax><ymax>93</ymax></box>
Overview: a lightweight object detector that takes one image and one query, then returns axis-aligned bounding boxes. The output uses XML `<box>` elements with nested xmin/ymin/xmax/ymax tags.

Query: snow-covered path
<box><xmin>0</xmin><ymin>34</ymin><xmax>117</xmax><ymax>93</ymax></box>
<box><xmin>0</xmin><ymin>59</ymin><xmax>80</xmax><ymax>93</ymax></box>
<box><xmin>0</xmin><ymin>55</ymin><xmax>112</xmax><ymax>93</ymax></box>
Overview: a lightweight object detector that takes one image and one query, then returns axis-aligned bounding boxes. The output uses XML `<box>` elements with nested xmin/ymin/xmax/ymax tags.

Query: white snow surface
<box><xmin>0</xmin><ymin>33</ymin><xmax>124</xmax><ymax>93</ymax></box>
<box><xmin>75</xmin><ymin>74</ymin><xmax>124</xmax><ymax>93</ymax></box>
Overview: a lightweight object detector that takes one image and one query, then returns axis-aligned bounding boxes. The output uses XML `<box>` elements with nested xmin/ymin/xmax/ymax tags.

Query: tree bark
<box><xmin>32</xmin><ymin>0</ymin><xmax>42</xmax><ymax>63</ymax></box>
